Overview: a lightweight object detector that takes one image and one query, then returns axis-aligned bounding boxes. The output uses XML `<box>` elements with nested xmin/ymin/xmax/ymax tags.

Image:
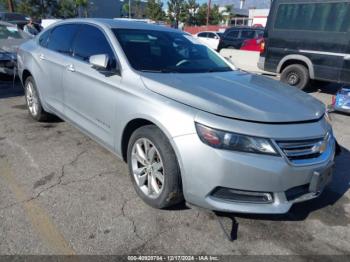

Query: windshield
<box><xmin>0</xmin><ymin>25</ymin><xmax>23</xmax><ymax>39</ymax></box>
<box><xmin>113</xmin><ymin>29</ymin><xmax>232</xmax><ymax>73</ymax></box>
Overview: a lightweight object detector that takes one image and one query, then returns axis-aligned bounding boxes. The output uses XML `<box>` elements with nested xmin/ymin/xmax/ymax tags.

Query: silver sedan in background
<box><xmin>17</xmin><ymin>19</ymin><xmax>336</xmax><ymax>214</ymax></box>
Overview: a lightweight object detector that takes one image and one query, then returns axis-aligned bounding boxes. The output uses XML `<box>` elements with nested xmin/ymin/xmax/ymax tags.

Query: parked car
<box><xmin>240</xmin><ymin>37</ymin><xmax>264</xmax><ymax>52</ymax></box>
<box><xmin>0</xmin><ymin>21</ymin><xmax>30</xmax><ymax>75</ymax></box>
<box><xmin>331</xmin><ymin>87</ymin><xmax>350</xmax><ymax>114</ymax></box>
<box><xmin>259</xmin><ymin>0</ymin><xmax>350</xmax><ymax>90</ymax></box>
<box><xmin>217</xmin><ymin>27</ymin><xmax>264</xmax><ymax>51</ymax></box>
<box><xmin>18</xmin><ymin>19</ymin><xmax>336</xmax><ymax>214</ymax></box>
<box><xmin>0</xmin><ymin>12</ymin><xmax>42</xmax><ymax>33</ymax></box>
<box><xmin>194</xmin><ymin>31</ymin><xmax>222</xmax><ymax>50</ymax></box>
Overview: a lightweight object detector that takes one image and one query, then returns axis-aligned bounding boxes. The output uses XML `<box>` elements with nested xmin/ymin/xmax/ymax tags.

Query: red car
<box><xmin>240</xmin><ymin>37</ymin><xmax>265</xmax><ymax>52</ymax></box>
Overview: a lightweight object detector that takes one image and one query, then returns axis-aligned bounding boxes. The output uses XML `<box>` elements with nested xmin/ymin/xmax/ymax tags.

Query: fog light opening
<box><xmin>211</xmin><ymin>187</ymin><xmax>273</xmax><ymax>204</ymax></box>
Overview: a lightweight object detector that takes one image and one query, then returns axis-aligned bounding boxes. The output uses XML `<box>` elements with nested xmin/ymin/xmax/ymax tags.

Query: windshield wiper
<box><xmin>206</xmin><ymin>67</ymin><xmax>232</xmax><ymax>73</ymax></box>
<box><xmin>140</xmin><ymin>68</ymin><xmax>179</xmax><ymax>73</ymax></box>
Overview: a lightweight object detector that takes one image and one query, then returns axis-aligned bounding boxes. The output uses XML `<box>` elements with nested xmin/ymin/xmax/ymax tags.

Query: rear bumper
<box><xmin>257</xmin><ymin>56</ymin><xmax>265</xmax><ymax>71</ymax></box>
<box><xmin>173</xmin><ymin>133</ymin><xmax>335</xmax><ymax>214</ymax></box>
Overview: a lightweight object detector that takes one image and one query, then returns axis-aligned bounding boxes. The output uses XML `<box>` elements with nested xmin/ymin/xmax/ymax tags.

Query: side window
<box><xmin>226</xmin><ymin>30</ymin><xmax>239</xmax><ymax>39</ymax></box>
<box><xmin>241</xmin><ymin>30</ymin><xmax>255</xmax><ymax>39</ymax></box>
<box><xmin>207</xmin><ymin>33</ymin><xmax>216</xmax><ymax>39</ymax></box>
<box><xmin>38</xmin><ymin>30</ymin><xmax>50</xmax><ymax>47</ymax></box>
<box><xmin>256</xmin><ymin>31</ymin><xmax>264</xmax><ymax>38</ymax></box>
<box><xmin>72</xmin><ymin>25</ymin><xmax>116</xmax><ymax>69</ymax></box>
<box><xmin>275</xmin><ymin>2</ymin><xmax>350</xmax><ymax>32</ymax></box>
<box><xmin>47</xmin><ymin>24</ymin><xmax>80</xmax><ymax>54</ymax></box>
<box><xmin>198</xmin><ymin>32</ymin><xmax>207</xmax><ymax>38</ymax></box>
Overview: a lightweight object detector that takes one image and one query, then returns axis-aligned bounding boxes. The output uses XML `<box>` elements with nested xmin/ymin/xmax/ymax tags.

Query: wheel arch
<box><xmin>21</xmin><ymin>69</ymin><xmax>32</xmax><ymax>86</ymax></box>
<box><xmin>277</xmin><ymin>55</ymin><xmax>315</xmax><ymax>79</ymax></box>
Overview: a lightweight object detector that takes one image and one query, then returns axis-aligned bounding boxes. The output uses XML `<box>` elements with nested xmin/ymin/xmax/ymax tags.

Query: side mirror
<box><xmin>89</xmin><ymin>54</ymin><xmax>108</xmax><ymax>69</ymax></box>
<box><xmin>214</xmin><ymin>36</ymin><xmax>219</xmax><ymax>39</ymax></box>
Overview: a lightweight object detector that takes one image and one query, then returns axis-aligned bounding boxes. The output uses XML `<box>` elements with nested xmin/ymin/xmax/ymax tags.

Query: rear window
<box><xmin>275</xmin><ymin>2</ymin><xmax>350</xmax><ymax>32</ymax></box>
<box><xmin>241</xmin><ymin>30</ymin><xmax>255</xmax><ymax>39</ymax></box>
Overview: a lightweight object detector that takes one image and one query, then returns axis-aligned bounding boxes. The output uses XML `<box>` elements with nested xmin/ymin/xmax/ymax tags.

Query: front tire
<box><xmin>127</xmin><ymin>125</ymin><xmax>183</xmax><ymax>209</ymax></box>
<box><xmin>24</xmin><ymin>76</ymin><xmax>50</xmax><ymax>122</ymax></box>
<box><xmin>280</xmin><ymin>64</ymin><xmax>310</xmax><ymax>90</ymax></box>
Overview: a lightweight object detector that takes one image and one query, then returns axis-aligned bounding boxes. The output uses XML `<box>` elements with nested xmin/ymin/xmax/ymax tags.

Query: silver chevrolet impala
<box><xmin>17</xmin><ymin>19</ymin><xmax>336</xmax><ymax>214</ymax></box>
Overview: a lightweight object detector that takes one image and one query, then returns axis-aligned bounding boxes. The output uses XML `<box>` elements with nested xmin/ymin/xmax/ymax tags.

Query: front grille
<box><xmin>276</xmin><ymin>134</ymin><xmax>329</xmax><ymax>162</ymax></box>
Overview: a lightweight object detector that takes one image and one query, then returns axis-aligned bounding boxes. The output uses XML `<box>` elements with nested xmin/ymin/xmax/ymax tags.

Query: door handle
<box><xmin>39</xmin><ymin>54</ymin><xmax>45</xmax><ymax>60</ymax></box>
<box><xmin>344</xmin><ymin>55</ymin><xmax>350</xmax><ymax>61</ymax></box>
<box><xmin>66</xmin><ymin>64</ymin><xmax>75</xmax><ymax>72</ymax></box>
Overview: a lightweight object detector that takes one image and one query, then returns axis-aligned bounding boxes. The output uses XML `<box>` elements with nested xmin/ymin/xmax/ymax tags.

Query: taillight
<box><xmin>331</xmin><ymin>95</ymin><xmax>336</xmax><ymax>106</ymax></box>
<box><xmin>259</xmin><ymin>39</ymin><xmax>265</xmax><ymax>54</ymax></box>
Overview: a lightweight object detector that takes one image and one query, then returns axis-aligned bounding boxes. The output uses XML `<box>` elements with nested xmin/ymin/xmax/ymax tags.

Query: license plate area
<box><xmin>309</xmin><ymin>164</ymin><xmax>334</xmax><ymax>193</ymax></box>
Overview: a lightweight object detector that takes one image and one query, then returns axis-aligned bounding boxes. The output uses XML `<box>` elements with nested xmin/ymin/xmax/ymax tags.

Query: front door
<box><xmin>62</xmin><ymin>24</ymin><xmax>120</xmax><ymax>149</ymax></box>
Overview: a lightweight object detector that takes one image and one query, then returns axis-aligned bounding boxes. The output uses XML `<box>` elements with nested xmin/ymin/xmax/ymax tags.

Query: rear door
<box><xmin>38</xmin><ymin>24</ymin><xmax>80</xmax><ymax>113</ymax></box>
<box><xmin>62</xmin><ymin>24</ymin><xmax>120</xmax><ymax>148</ymax></box>
<box><xmin>197</xmin><ymin>32</ymin><xmax>209</xmax><ymax>47</ymax></box>
<box><xmin>224</xmin><ymin>29</ymin><xmax>240</xmax><ymax>48</ymax></box>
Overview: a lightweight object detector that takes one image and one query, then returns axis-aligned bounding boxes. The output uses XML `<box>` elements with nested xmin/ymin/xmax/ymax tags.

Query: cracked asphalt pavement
<box><xmin>0</xmin><ymin>77</ymin><xmax>349</xmax><ymax>256</ymax></box>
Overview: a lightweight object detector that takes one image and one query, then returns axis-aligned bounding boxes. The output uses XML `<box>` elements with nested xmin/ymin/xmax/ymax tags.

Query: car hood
<box><xmin>0</xmin><ymin>38</ymin><xmax>28</xmax><ymax>53</ymax></box>
<box><xmin>141</xmin><ymin>71</ymin><xmax>325</xmax><ymax>123</ymax></box>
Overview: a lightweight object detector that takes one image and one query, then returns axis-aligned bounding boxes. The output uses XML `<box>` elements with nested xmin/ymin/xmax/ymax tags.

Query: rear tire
<box><xmin>127</xmin><ymin>125</ymin><xmax>183</xmax><ymax>209</ymax></box>
<box><xmin>280</xmin><ymin>64</ymin><xmax>310</xmax><ymax>90</ymax></box>
<box><xmin>24</xmin><ymin>76</ymin><xmax>50</xmax><ymax>122</ymax></box>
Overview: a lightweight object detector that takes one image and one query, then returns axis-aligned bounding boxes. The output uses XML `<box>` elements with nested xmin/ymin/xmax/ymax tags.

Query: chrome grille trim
<box><xmin>275</xmin><ymin>133</ymin><xmax>333</xmax><ymax>166</ymax></box>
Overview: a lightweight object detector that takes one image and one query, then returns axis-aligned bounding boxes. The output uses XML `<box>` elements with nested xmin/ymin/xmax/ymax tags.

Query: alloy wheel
<box><xmin>26</xmin><ymin>81</ymin><xmax>39</xmax><ymax>116</ymax></box>
<box><xmin>131</xmin><ymin>138</ymin><xmax>165</xmax><ymax>199</ymax></box>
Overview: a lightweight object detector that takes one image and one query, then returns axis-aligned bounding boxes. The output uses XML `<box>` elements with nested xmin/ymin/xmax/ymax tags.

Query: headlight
<box><xmin>195</xmin><ymin>123</ymin><xmax>279</xmax><ymax>155</ymax></box>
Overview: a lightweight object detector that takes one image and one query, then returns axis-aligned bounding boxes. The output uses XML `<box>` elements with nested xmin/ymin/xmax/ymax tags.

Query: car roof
<box><xmin>56</xmin><ymin>18</ymin><xmax>182</xmax><ymax>33</ymax></box>
<box><xmin>226</xmin><ymin>26</ymin><xmax>263</xmax><ymax>31</ymax></box>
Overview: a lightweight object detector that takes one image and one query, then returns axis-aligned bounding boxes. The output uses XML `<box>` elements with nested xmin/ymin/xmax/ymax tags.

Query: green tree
<box><xmin>185</xmin><ymin>0</ymin><xmax>199</xmax><ymax>25</ymax></box>
<box><xmin>223</xmin><ymin>4</ymin><xmax>234</xmax><ymax>25</ymax></box>
<box><xmin>195</xmin><ymin>3</ymin><xmax>207</xmax><ymax>26</ymax></box>
<box><xmin>58</xmin><ymin>0</ymin><xmax>77</xmax><ymax>18</ymax></box>
<box><xmin>122</xmin><ymin>2</ymin><xmax>130</xmax><ymax>17</ymax></box>
<box><xmin>133</xmin><ymin>0</ymin><xmax>143</xmax><ymax>18</ymax></box>
<box><xmin>0</xmin><ymin>0</ymin><xmax>15</xmax><ymax>12</ymax></box>
<box><xmin>75</xmin><ymin>0</ymin><xmax>88</xmax><ymax>17</ymax></box>
<box><xmin>167</xmin><ymin>0</ymin><xmax>186</xmax><ymax>28</ymax></box>
<box><xmin>209</xmin><ymin>4</ymin><xmax>222</xmax><ymax>25</ymax></box>
<box><xmin>195</xmin><ymin>3</ymin><xmax>223</xmax><ymax>26</ymax></box>
<box><xmin>146</xmin><ymin>0</ymin><xmax>164</xmax><ymax>21</ymax></box>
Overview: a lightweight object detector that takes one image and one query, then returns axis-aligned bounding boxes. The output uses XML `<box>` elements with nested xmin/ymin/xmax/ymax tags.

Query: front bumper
<box><xmin>173</xmin><ymin>132</ymin><xmax>335</xmax><ymax>214</ymax></box>
<box><xmin>0</xmin><ymin>58</ymin><xmax>16</xmax><ymax>75</ymax></box>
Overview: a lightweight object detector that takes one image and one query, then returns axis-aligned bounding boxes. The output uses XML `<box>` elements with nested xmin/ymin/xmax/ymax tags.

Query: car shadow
<box><xmin>306</xmin><ymin>81</ymin><xmax>343</xmax><ymax>95</ymax></box>
<box><xmin>0</xmin><ymin>75</ymin><xmax>24</xmax><ymax>99</ymax></box>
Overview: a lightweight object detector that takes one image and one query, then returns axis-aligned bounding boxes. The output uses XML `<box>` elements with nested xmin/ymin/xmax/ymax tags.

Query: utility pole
<box><xmin>206</xmin><ymin>0</ymin><xmax>211</xmax><ymax>26</ymax></box>
<box><xmin>129</xmin><ymin>0</ymin><xmax>131</xmax><ymax>18</ymax></box>
<box><xmin>7</xmin><ymin>0</ymin><xmax>14</xmax><ymax>12</ymax></box>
